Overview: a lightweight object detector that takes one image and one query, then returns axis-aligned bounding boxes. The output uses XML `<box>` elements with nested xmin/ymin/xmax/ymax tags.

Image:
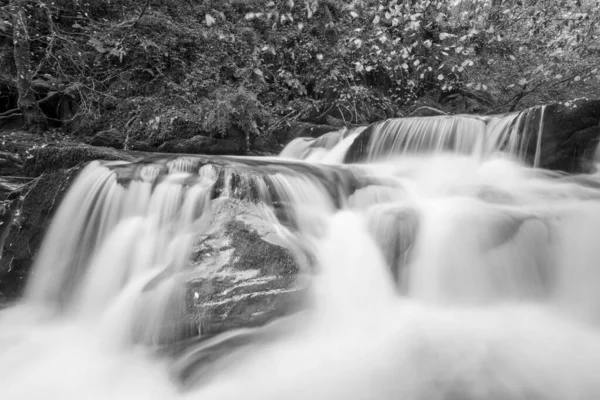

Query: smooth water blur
<box><xmin>2</xmin><ymin>145</ymin><xmax>600</xmax><ymax>399</ymax></box>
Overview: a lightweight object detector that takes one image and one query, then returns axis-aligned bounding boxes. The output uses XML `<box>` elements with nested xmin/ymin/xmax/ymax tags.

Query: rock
<box><xmin>23</xmin><ymin>144</ymin><xmax>135</xmax><ymax>176</ymax></box>
<box><xmin>535</xmin><ymin>99</ymin><xmax>600</xmax><ymax>173</ymax></box>
<box><xmin>275</xmin><ymin>122</ymin><xmax>341</xmax><ymax>147</ymax></box>
<box><xmin>0</xmin><ymin>170</ymin><xmax>76</xmax><ymax>300</ymax></box>
<box><xmin>186</xmin><ymin>198</ymin><xmax>307</xmax><ymax>336</ymax></box>
<box><xmin>87</xmin><ymin>128</ymin><xmax>125</xmax><ymax>150</ymax></box>
<box><xmin>0</xmin><ymin>143</ymin><xmax>135</xmax><ymax>302</ymax></box>
<box><xmin>158</xmin><ymin>135</ymin><xmax>245</xmax><ymax>155</ymax></box>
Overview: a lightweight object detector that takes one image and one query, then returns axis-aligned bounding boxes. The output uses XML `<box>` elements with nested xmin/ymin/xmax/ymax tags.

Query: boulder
<box><xmin>535</xmin><ymin>99</ymin><xmax>600</xmax><ymax>173</ymax></box>
<box><xmin>0</xmin><ymin>143</ymin><xmax>135</xmax><ymax>302</ymax></box>
<box><xmin>186</xmin><ymin>198</ymin><xmax>307</xmax><ymax>336</ymax></box>
<box><xmin>23</xmin><ymin>144</ymin><xmax>135</xmax><ymax>176</ymax></box>
<box><xmin>0</xmin><ymin>170</ymin><xmax>76</xmax><ymax>301</ymax></box>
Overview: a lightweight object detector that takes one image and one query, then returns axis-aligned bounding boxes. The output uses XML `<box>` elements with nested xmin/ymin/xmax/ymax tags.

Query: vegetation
<box><xmin>0</xmin><ymin>0</ymin><xmax>599</xmax><ymax>148</ymax></box>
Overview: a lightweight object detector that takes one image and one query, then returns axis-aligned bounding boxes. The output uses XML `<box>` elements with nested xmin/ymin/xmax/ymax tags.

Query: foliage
<box><xmin>200</xmin><ymin>87</ymin><xmax>270</xmax><ymax>150</ymax></box>
<box><xmin>0</xmin><ymin>0</ymin><xmax>599</xmax><ymax>141</ymax></box>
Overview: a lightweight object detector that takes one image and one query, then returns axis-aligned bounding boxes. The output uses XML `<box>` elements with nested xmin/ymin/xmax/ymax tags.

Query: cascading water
<box><xmin>282</xmin><ymin>106</ymin><xmax>548</xmax><ymax>167</ymax></box>
<box><xmin>2</xmin><ymin>109</ymin><xmax>600</xmax><ymax>399</ymax></box>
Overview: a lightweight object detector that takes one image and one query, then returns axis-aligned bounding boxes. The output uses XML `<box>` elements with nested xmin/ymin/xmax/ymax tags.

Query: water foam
<box><xmin>2</xmin><ymin>138</ymin><xmax>600</xmax><ymax>399</ymax></box>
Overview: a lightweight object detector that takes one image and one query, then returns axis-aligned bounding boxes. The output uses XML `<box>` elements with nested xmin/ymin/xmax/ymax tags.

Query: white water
<box><xmin>282</xmin><ymin>106</ymin><xmax>546</xmax><ymax>165</ymax></box>
<box><xmin>2</xmin><ymin>118</ymin><xmax>600</xmax><ymax>399</ymax></box>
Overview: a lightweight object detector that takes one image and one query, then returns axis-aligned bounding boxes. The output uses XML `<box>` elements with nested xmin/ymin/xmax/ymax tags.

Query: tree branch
<box><xmin>0</xmin><ymin>112</ymin><xmax>22</xmax><ymax>121</ymax></box>
<box><xmin>0</xmin><ymin>108</ymin><xmax>20</xmax><ymax>117</ymax></box>
<box><xmin>133</xmin><ymin>0</ymin><xmax>151</xmax><ymax>27</ymax></box>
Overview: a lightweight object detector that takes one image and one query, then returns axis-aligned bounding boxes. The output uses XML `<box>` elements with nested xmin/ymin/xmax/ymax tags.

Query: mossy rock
<box><xmin>23</xmin><ymin>144</ymin><xmax>136</xmax><ymax>176</ymax></box>
<box><xmin>186</xmin><ymin>198</ymin><xmax>307</xmax><ymax>337</ymax></box>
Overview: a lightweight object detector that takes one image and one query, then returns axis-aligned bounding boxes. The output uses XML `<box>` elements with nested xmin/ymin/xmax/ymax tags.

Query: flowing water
<box><xmin>3</xmin><ymin>110</ymin><xmax>600</xmax><ymax>399</ymax></box>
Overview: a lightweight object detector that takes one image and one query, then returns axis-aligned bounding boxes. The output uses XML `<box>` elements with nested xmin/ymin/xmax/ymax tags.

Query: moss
<box><xmin>225</xmin><ymin>219</ymin><xmax>298</xmax><ymax>276</ymax></box>
<box><xmin>23</xmin><ymin>145</ymin><xmax>135</xmax><ymax>176</ymax></box>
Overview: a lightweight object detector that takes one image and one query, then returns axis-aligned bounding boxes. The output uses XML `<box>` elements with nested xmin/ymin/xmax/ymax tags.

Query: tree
<box><xmin>8</xmin><ymin>0</ymin><xmax>47</xmax><ymax>131</ymax></box>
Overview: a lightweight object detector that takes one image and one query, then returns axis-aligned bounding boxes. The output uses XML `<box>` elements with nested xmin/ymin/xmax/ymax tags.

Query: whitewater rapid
<box><xmin>2</xmin><ymin>111</ymin><xmax>600</xmax><ymax>399</ymax></box>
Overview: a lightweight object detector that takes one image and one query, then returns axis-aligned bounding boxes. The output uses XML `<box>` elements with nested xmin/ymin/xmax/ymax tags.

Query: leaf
<box><xmin>355</xmin><ymin>62</ymin><xmax>364</xmax><ymax>72</ymax></box>
<box><xmin>72</xmin><ymin>23</ymin><xmax>83</xmax><ymax>29</ymax></box>
<box><xmin>373</xmin><ymin>15</ymin><xmax>380</xmax><ymax>25</ymax></box>
<box><xmin>574</xmin><ymin>76</ymin><xmax>581</xmax><ymax>81</ymax></box>
<box><xmin>205</xmin><ymin>14</ymin><xmax>216</xmax><ymax>26</ymax></box>
<box><xmin>518</xmin><ymin>78</ymin><xmax>527</xmax><ymax>85</ymax></box>
<box><xmin>0</xmin><ymin>20</ymin><xmax>11</xmax><ymax>33</ymax></box>
<box><xmin>350</xmin><ymin>11</ymin><xmax>359</xmax><ymax>18</ymax></box>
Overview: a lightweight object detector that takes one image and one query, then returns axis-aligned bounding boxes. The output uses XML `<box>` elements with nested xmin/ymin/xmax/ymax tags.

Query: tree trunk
<box><xmin>10</xmin><ymin>1</ymin><xmax>47</xmax><ymax>132</ymax></box>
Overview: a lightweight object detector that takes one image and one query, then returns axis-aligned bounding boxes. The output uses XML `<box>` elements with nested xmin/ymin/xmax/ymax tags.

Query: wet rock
<box><xmin>0</xmin><ymin>170</ymin><xmax>76</xmax><ymax>299</ymax></box>
<box><xmin>23</xmin><ymin>144</ymin><xmax>135</xmax><ymax>176</ymax></box>
<box><xmin>0</xmin><ymin>143</ymin><xmax>135</xmax><ymax>301</ymax></box>
<box><xmin>186</xmin><ymin>198</ymin><xmax>307</xmax><ymax>336</ymax></box>
<box><xmin>535</xmin><ymin>99</ymin><xmax>600</xmax><ymax>173</ymax></box>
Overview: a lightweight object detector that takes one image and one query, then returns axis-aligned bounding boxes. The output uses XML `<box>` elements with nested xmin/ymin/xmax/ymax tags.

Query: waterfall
<box><xmin>280</xmin><ymin>106</ymin><xmax>548</xmax><ymax>168</ymax></box>
<box><xmin>2</xmin><ymin>107</ymin><xmax>600</xmax><ymax>399</ymax></box>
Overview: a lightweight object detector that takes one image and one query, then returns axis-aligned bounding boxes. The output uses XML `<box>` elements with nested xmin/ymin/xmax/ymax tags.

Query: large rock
<box><xmin>23</xmin><ymin>143</ymin><xmax>135</xmax><ymax>175</ymax></box>
<box><xmin>535</xmin><ymin>99</ymin><xmax>600</xmax><ymax>172</ymax></box>
<box><xmin>186</xmin><ymin>198</ymin><xmax>307</xmax><ymax>336</ymax></box>
<box><xmin>0</xmin><ymin>142</ymin><xmax>135</xmax><ymax>302</ymax></box>
<box><xmin>0</xmin><ymin>170</ymin><xmax>76</xmax><ymax>302</ymax></box>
